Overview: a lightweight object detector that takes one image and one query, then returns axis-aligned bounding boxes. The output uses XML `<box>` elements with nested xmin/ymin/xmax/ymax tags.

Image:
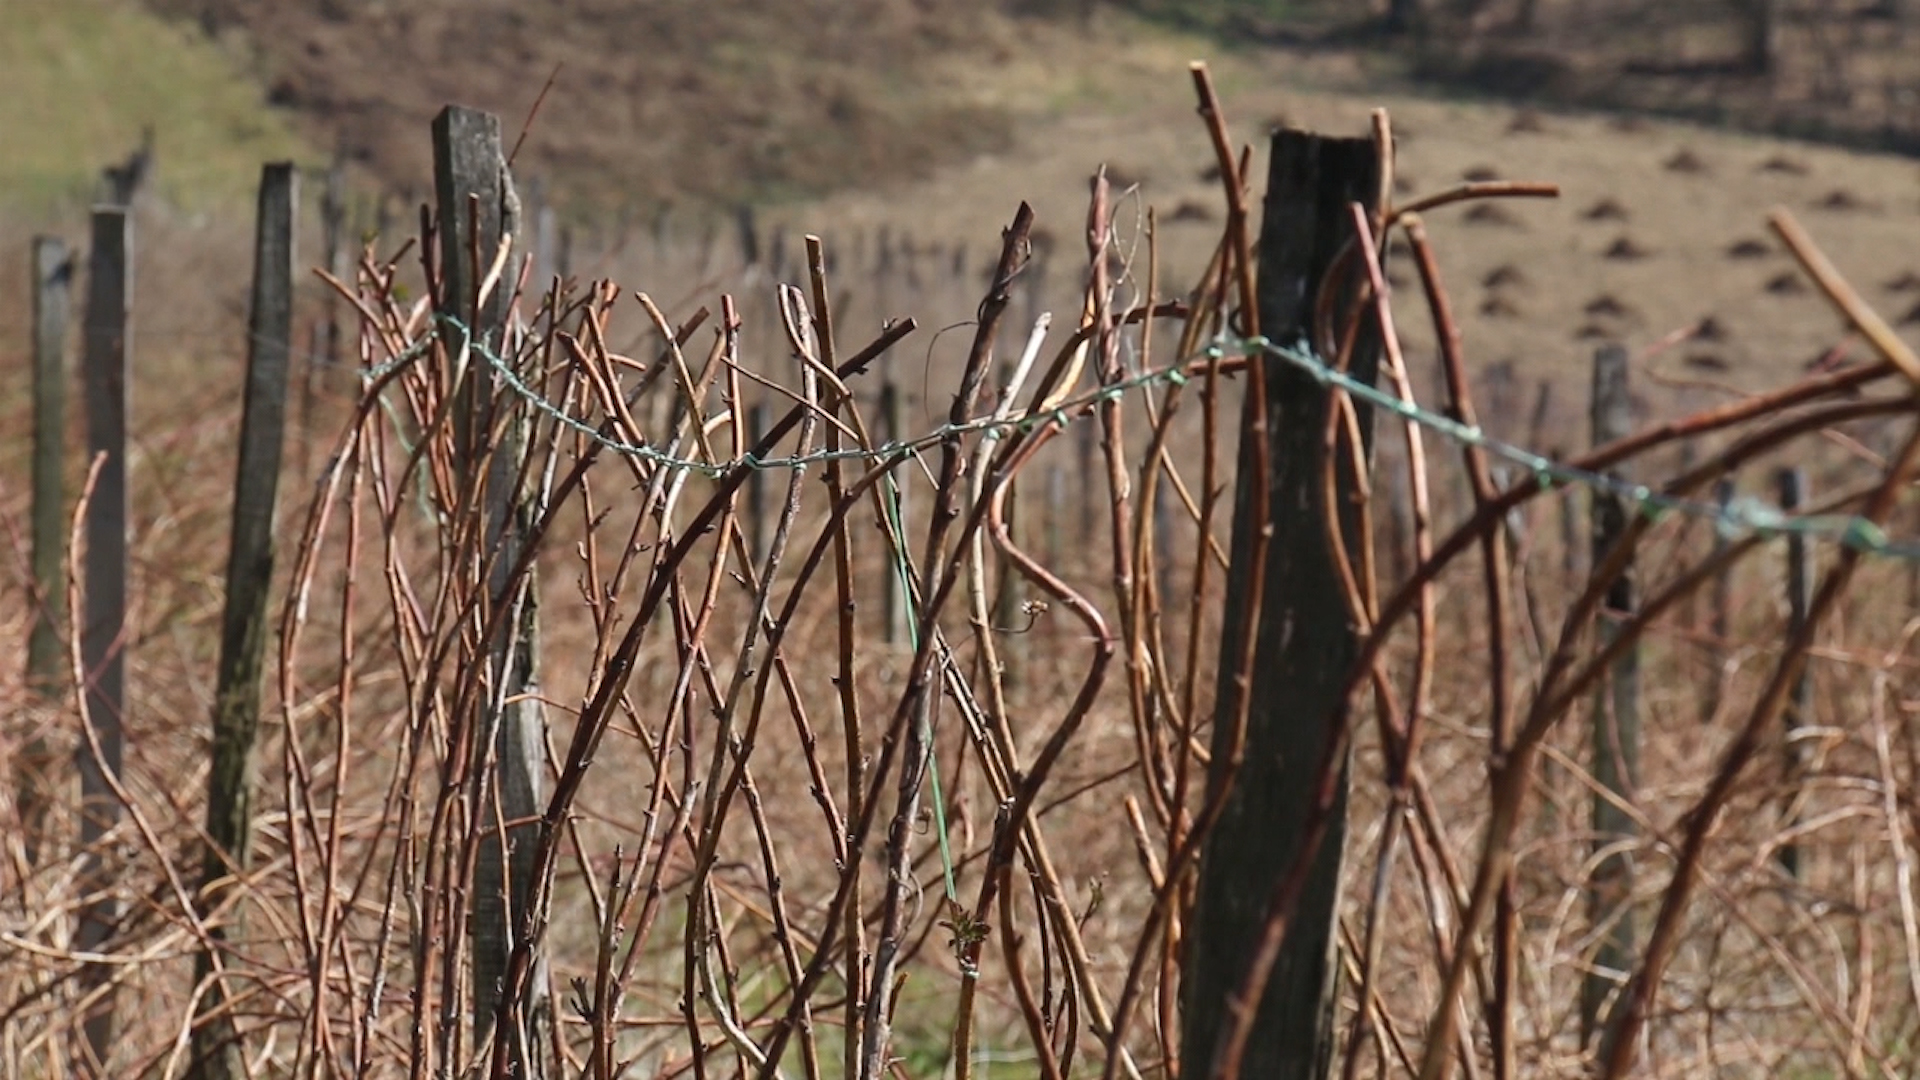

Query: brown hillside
<box><xmin>140</xmin><ymin>0</ymin><xmax>1035</xmax><ymax>209</ymax></box>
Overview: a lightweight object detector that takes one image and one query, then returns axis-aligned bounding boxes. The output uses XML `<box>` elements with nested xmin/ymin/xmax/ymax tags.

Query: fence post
<box><xmin>1150</xmin><ymin>471</ymin><xmax>1175</xmax><ymax>616</ymax></box>
<box><xmin>1581</xmin><ymin>343</ymin><xmax>1641</xmax><ymax>1049</ymax></box>
<box><xmin>320</xmin><ymin>157</ymin><xmax>346</xmax><ymax>367</ymax></box>
<box><xmin>532</xmin><ymin>184</ymin><xmax>558</xmax><ymax>293</ymax></box>
<box><xmin>1703</xmin><ymin>477</ymin><xmax>1736</xmax><ymax>724</ymax></box>
<box><xmin>878</xmin><ymin>383</ymin><xmax>909</xmax><ymax>646</ymax></box>
<box><xmin>1074</xmin><ymin>408</ymin><xmax>1096</xmax><ymax>552</ymax></box>
<box><xmin>747</xmin><ymin>401</ymin><xmax>771</xmax><ymax>564</ymax></box>
<box><xmin>21</xmin><ymin>237</ymin><xmax>71</xmax><ymax>865</ymax></box>
<box><xmin>1776</xmin><ymin>466</ymin><xmax>1813</xmax><ymax>879</ymax></box>
<box><xmin>188</xmin><ymin>162</ymin><xmax>298</xmax><ymax>1080</ymax></box>
<box><xmin>433</xmin><ymin>104</ymin><xmax>552</xmax><ymax>1080</ymax></box>
<box><xmin>1557</xmin><ymin>441</ymin><xmax>1582</xmax><ymax>586</ymax></box>
<box><xmin>1182</xmin><ymin>127</ymin><xmax>1383</xmax><ymax>1080</ymax></box>
<box><xmin>77</xmin><ymin>205</ymin><xmax>132</xmax><ymax>1077</ymax></box>
<box><xmin>735</xmin><ymin>202</ymin><xmax>761</xmax><ymax>270</ymax></box>
<box><xmin>1044</xmin><ymin>463</ymin><xmax>1064</xmax><ymax>571</ymax></box>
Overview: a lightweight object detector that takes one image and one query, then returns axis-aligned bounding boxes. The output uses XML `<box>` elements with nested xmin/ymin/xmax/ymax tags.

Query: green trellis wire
<box><xmin>375</xmin><ymin>315</ymin><xmax>1920</xmax><ymax>564</ymax></box>
<box><xmin>359</xmin><ymin>310</ymin><xmax>1919</xmax><ymax>918</ymax></box>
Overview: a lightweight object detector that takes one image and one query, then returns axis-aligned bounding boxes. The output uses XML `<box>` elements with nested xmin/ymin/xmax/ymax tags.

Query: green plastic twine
<box><xmin>882</xmin><ymin>463</ymin><xmax>960</xmax><ymax>904</ymax></box>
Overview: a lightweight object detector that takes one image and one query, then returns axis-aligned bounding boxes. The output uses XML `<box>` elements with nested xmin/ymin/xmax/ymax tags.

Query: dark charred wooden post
<box><xmin>77</xmin><ymin>205</ymin><xmax>132</xmax><ymax>1078</ymax></box>
<box><xmin>189</xmin><ymin>162</ymin><xmax>298</xmax><ymax>1080</ymax></box>
<box><xmin>1581</xmin><ymin>343</ymin><xmax>1641</xmax><ymax>1048</ymax></box>
<box><xmin>1776</xmin><ymin>465</ymin><xmax>1813</xmax><ymax>879</ymax></box>
<box><xmin>433</xmin><ymin>104</ymin><xmax>552</xmax><ymax>1080</ymax></box>
<box><xmin>21</xmin><ymin>236</ymin><xmax>71</xmax><ymax>865</ymax></box>
<box><xmin>1182</xmin><ymin>128</ymin><xmax>1383</xmax><ymax>1080</ymax></box>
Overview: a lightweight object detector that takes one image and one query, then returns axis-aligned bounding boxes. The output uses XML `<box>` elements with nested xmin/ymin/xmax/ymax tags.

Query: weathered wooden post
<box><xmin>878</xmin><ymin>381</ymin><xmax>910</xmax><ymax>646</ymax></box>
<box><xmin>1182</xmin><ymin>128</ymin><xmax>1383</xmax><ymax>1080</ymax></box>
<box><xmin>189</xmin><ymin>162</ymin><xmax>297</xmax><ymax>1080</ymax></box>
<box><xmin>1527</xmin><ymin>380</ymin><xmax>1554</xmax><ymax>458</ymax></box>
<box><xmin>735</xmin><ymin>202</ymin><xmax>761</xmax><ymax>270</ymax></box>
<box><xmin>21</xmin><ymin>236</ymin><xmax>71</xmax><ymax>865</ymax></box>
<box><xmin>1776</xmin><ymin>465</ymin><xmax>1813</xmax><ymax>879</ymax></box>
<box><xmin>77</xmin><ymin>205</ymin><xmax>132</xmax><ymax>1078</ymax></box>
<box><xmin>1074</xmin><ymin>403</ymin><xmax>1097</xmax><ymax>549</ymax></box>
<box><xmin>1581</xmin><ymin>343</ymin><xmax>1641</xmax><ymax>1048</ymax></box>
<box><xmin>320</xmin><ymin>157</ymin><xmax>347</xmax><ymax>367</ymax></box>
<box><xmin>1373</xmin><ymin>431</ymin><xmax>1412</xmax><ymax>585</ymax></box>
<box><xmin>531</xmin><ymin>181</ymin><xmax>558</xmax><ymax>293</ymax></box>
<box><xmin>1703</xmin><ymin>477</ymin><xmax>1737</xmax><ymax>724</ymax></box>
<box><xmin>1557</xmin><ymin>441</ymin><xmax>1582</xmax><ymax>587</ymax></box>
<box><xmin>747</xmin><ymin>400</ymin><xmax>772</xmax><ymax>563</ymax></box>
<box><xmin>1044</xmin><ymin>463</ymin><xmax>1065</xmax><ymax>571</ymax></box>
<box><xmin>1150</xmin><ymin>470</ymin><xmax>1175</xmax><ymax>612</ymax></box>
<box><xmin>433</xmin><ymin>105</ymin><xmax>552</xmax><ymax>1079</ymax></box>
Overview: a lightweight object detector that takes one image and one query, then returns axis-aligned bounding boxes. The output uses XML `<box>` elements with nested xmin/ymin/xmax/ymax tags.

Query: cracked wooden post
<box><xmin>1581</xmin><ymin>342</ymin><xmax>1641</xmax><ymax>1049</ymax></box>
<box><xmin>1182</xmin><ymin>127</ymin><xmax>1383</xmax><ymax>1080</ymax></box>
<box><xmin>434</xmin><ymin>104</ymin><xmax>553</xmax><ymax>1080</ymax></box>
<box><xmin>190</xmin><ymin>162</ymin><xmax>297</xmax><ymax>1080</ymax></box>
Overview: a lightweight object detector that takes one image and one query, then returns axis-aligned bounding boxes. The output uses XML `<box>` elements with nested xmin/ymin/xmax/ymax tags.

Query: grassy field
<box><xmin>0</xmin><ymin>0</ymin><xmax>307</xmax><ymax>212</ymax></box>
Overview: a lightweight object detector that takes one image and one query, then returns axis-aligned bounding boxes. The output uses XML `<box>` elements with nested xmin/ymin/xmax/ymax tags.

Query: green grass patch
<box><xmin>0</xmin><ymin>0</ymin><xmax>309</xmax><ymax>211</ymax></box>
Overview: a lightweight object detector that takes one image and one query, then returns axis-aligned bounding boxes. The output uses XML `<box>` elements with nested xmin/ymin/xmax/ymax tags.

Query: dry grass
<box><xmin>7</xmin><ymin>45</ymin><xmax>1920</xmax><ymax>1080</ymax></box>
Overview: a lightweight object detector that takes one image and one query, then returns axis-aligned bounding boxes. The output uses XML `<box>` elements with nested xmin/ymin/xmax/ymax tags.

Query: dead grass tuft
<box><xmin>1584</xmin><ymin>293</ymin><xmax>1634</xmax><ymax>317</ymax></box>
<box><xmin>1603</xmin><ymin>235</ymin><xmax>1655</xmax><ymax>259</ymax></box>
<box><xmin>1583</xmin><ymin>197</ymin><xmax>1630</xmax><ymax>221</ymax></box>
<box><xmin>1663</xmin><ymin>147</ymin><xmax>1709</xmax><ymax>173</ymax></box>
<box><xmin>1482</xmin><ymin>263</ymin><xmax>1528</xmax><ymax>289</ymax></box>
<box><xmin>1480</xmin><ymin>294</ymin><xmax>1523</xmax><ymax>317</ymax></box>
<box><xmin>1766</xmin><ymin>270</ymin><xmax>1812</xmax><ymax>294</ymax></box>
<box><xmin>1465</xmin><ymin>201</ymin><xmax>1523</xmax><ymax>227</ymax></box>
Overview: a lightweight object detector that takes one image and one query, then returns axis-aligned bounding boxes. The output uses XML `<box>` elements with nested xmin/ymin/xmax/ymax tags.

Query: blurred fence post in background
<box><xmin>1582</xmin><ymin>342</ymin><xmax>1641</xmax><ymax>1049</ymax></box>
<box><xmin>879</xmin><ymin>380</ymin><xmax>909</xmax><ymax>646</ymax></box>
<box><xmin>433</xmin><ymin>104</ymin><xmax>553</xmax><ymax>1080</ymax></box>
<box><xmin>747</xmin><ymin>401</ymin><xmax>771</xmax><ymax>563</ymax></box>
<box><xmin>191</xmin><ymin>162</ymin><xmax>298</xmax><ymax>1080</ymax></box>
<box><xmin>320</xmin><ymin>156</ymin><xmax>346</xmax><ymax>368</ymax></box>
<box><xmin>21</xmin><ymin>236</ymin><xmax>71</xmax><ymax>867</ymax></box>
<box><xmin>1557</xmin><ymin>438</ymin><xmax>1581</xmax><ymax>584</ymax></box>
<box><xmin>1703</xmin><ymin>476</ymin><xmax>1737</xmax><ymax>725</ymax></box>
<box><xmin>1183</xmin><ymin>126</ymin><xmax>1383</xmax><ymax>1080</ymax></box>
<box><xmin>1777</xmin><ymin>465</ymin><xmax>1813</xmax><ymax>879</ymax></box>
<box><xmin>77</xmin><ymin>205</ymin><xmax>132</xmax><ymax>1078</ymax></box>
